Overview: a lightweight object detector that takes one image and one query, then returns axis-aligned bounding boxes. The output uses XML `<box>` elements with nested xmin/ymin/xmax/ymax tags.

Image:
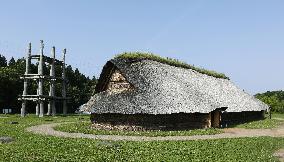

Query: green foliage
<box><xmin>0</xmin><ymin>115</ymin><xmax>284</xmax><ymax>161</ymax></box>
<box><xmin>8</xmin><ymin>57</ymin><xmax>16</xmax><ymax>66</ymax></box>
<box><xmin>0</xmin><ymin>54</ymin><xmax>7</xmax><ymax>67</ymax></box>
<box><xmin>65</xmin><ymin>66</ymin><xmax>96</xmax><ymax>112</ymax></box>
<box><xmin>0</xmin><ymin>67</ymin><xmax>23</xmax><ymax>109</ymax></box>
<box><xmin>255</xmin><ymin>91</ymin><xmax>284</xmax><ymax>113</ymax></box>
<box><xmin>115</xmin><ymin>52</ymin><xmax>229</xmax><ymax>79</ymax></box>
<box><xmin>54</xmin><ymin>122</ymin><xmax>223</xmax><ymax>137</ymax></box>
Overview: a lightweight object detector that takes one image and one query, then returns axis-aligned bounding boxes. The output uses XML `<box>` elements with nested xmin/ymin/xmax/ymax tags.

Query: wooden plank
<box><xmin>30</xmin><ymin>55</ymin><xmax>63</xmax><ymax>65</ymax></box>
<box><xmin>20</xmin><ymin>75</ymin><xmax>65</xmax><ymax>80</ymax></box>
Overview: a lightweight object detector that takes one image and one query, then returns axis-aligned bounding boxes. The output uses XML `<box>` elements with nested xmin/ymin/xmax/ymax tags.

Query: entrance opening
<box><xmin>211</xmin><ymin>111</ymin><xmax>220</xmax><ymax>128</ymax></box>
<box><xmin>211</xmin><ymin>107</ymin><xmax>227</xmax><ymax>128</ymax></box>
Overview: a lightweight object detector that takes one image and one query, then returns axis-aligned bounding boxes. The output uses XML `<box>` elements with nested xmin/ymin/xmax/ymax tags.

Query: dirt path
<box><xmin>26</xmin><ymin>122</ymin><xmax>284</xmax><ymax>141</ymax></box>
<box><xmin>274</xmin><ymin>149</ymin><xmax>284</xmax><ymax>162</ymax></box>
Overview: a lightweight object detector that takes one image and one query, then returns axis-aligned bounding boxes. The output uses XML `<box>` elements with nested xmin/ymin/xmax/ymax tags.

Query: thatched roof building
<box><xmin>83</xmin><ymin>53</ymin><xmax>268</xmax><ymax>130</ymax></box>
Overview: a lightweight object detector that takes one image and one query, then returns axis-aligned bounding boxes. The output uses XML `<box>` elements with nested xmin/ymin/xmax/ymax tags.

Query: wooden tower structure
<box><xmin>19</xmin><ymin>40</ymin><xmax>68</xmax><ymax>117</ymax></box>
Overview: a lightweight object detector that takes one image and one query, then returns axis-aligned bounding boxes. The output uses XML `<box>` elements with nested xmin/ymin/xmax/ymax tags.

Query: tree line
<box><xmin>255</xmin><ymin>90</ymin><xmax>284</xmax><ymax>113</ymax></box>
<box><xmin>0</xmin><ymin>54</ymin><xmax>97</xmax><ymax>114</ymax></box>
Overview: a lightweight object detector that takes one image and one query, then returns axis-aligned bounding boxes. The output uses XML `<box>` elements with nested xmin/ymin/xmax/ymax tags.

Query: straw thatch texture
<box><xmin>83</xmin><ymin>58</ymin><xmax>268</xmax><ymax>114</ymax></box>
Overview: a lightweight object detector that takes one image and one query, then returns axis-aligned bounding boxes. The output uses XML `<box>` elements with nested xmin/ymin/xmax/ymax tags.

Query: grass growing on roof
<box><xmin>115</xmin><ymin>52</ymin><xmax>229</xmax><ymax>79</ymax></box>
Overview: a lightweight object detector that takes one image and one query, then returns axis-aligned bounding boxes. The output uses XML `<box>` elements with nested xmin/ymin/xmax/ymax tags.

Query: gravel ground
<box><xmin>274</xmin><ymin>149</ymin><xmax>284</xmax><ymax>162</ymax></box>
<box><xmin>0</xmin><ymin>136</ymin><xmax>14</xmax><ymax>143</ymax></box>
<box><xmin>26</xmin><ymin>122</ymin><xmax>284</xmax><ymax>142</ymax></box>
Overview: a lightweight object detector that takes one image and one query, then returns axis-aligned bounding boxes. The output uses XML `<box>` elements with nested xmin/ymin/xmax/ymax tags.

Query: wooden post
<box><xmin>35</xmin><ymin>86</ymin><xmax>39</xmax><ymax>116</ymax></box>
<box><xmin>38</xmin><ymin>40</ymin><xmax>44</xmax><ymax>117</ymax></box>
<box><xmin>21</xmin><ymin>101</ymin><xmax>26</xmax><ymax>117</ymax></box>
<box><xmin>208</xmin><ymin>112</ymin><xmax>212</xmax><ymax>128</ymax></box>
<box><xmin>48</xmin><ymin>47</ymin><xmax>56</xmax><ymax>116</ymax></box>
<box><xmin>47</xmin><ymin>84</ymin><xmax>51</xmax><ymax>115</ymax></box>
<box><xmin>26</xmin><ymin>42</ymin><xmax>31</xmax><ymax>74</ymax></box>
<box><xmin>62</xmin><ymin>49</ymin><xmax>67</xmax><ymax>116</ymax></box>
<box><xmin>51</xmin><ymin>46</ymin><xmax>56</xmax><ymax>116</ymax></box>
<box><xmin>269</xmin><ymin>107</ymin><xmax>272</xmax><ymax>119</ymax></box>
<box><xmin>21</xmin><ymin>43</ymin><xmax>31</xmax><ymax>117</ymax></box>
<box><xmin>47</xmin><ymin>77</ymin><xmax>52</xmax><ymax>115</ymax></box>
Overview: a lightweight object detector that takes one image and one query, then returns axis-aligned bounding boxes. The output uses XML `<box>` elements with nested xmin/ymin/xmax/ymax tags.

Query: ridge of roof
<box><xmin>114</xmin><ymin>52</ymin><xmax>229</xmax><ymax>80</ymax></box>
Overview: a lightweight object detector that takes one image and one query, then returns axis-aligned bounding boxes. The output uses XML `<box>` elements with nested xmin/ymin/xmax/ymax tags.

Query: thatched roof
<box><xmin>84</xmin><ymin>57</ymin><xmax>268</xmax><ymax>114</ymax></box>
<box><xmin>114</xmin><ymin>52</ymin><xmax>229</xmax><ymax>79</ymax></box>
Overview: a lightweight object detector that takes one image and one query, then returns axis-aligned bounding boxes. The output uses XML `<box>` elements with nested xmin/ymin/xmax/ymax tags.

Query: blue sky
<box><xmin>0</xmin><ymin>0</ymin><xmax>283</xmax><ymax>94</ymax></box>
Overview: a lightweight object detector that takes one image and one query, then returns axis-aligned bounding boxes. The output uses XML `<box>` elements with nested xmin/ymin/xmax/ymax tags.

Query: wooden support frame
<box><xmin>19</xmin><ymin>40</ymin><xmax>69</xmax><ymax>117</ymax></box>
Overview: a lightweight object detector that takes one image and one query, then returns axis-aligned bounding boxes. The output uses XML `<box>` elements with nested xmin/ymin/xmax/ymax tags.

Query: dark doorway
<box><xmin>211</xmin><ymin>110</ymin><xmax>221</xmax><ymax>128</ymax></box>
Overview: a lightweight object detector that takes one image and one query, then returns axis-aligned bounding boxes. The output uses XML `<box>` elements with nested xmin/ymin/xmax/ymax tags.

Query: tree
<box><xmin>0</xmin><ymin>67</ymin><xmax>22</xmax><ymax>112</ymax></box>
<box><xmin>8</xmin><ymin>57</ymin><xmax>16</xmax><ymax>66</ymax></box>
<box><xmin>89</xmin><ymin>75</ymin><xmax>97</xmax><ymax>95</ymax></box>
<box><xmin>255</xmin><ymin>90</ymin><xmax>284</xmax><ymax>113</ymax></box>
<box><xmin>0</xmin><ymin>54</ymin><xmax>7</xmax><ymax>67</ymax></box>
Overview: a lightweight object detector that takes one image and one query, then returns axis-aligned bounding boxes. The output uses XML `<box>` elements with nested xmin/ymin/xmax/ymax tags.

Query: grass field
<box><xmin>272</xmin><ymin>113</ymin><xmax>284</xmax><ymax>119</ymax></box>
<box><xmin>233</xmin><ymin>118</ymin><xmax>283</xmax><ymax>129</ymax></box>
<box><xmin>55</xmin><ymin>122</ymin><xmax>223</xmax><ymax>137</ymax></box>
<box><xmin>1</xmin><ymin>114</ymin><xmax>284</xmax><ymax>162</ymax></box>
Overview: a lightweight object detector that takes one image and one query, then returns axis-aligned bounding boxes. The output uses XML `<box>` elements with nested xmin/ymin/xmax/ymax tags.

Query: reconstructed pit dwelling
<box><xmin>83</xmin><ymin>53</ymin><xmax>268</xmax><ymax>130</ymax></box>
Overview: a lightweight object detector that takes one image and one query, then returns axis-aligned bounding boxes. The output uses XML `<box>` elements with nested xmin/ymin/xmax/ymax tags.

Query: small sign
<box><xmin>2</xmin><ymin>109</ymin><xmax>12</xmax><ymax>114</ymax></box>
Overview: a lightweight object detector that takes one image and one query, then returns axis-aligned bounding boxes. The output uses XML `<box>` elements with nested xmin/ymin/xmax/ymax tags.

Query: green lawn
<box><xmin>272</xmin><ymin>113</ymin><xmax>284</xmax><ymax>120</ymax></box>
<box><xmin>54</xmin><ymin>121</ymin><xmax>223</xmax><ymax>137</ymax></box>
<box><xmin>1</xmin><ymin>114</ymin><xmax>284</xmax><ymax>162</ymax></box>
<box><xmin>233</xmin><ymin>118</ymin><xmax>283</xmax><ymax>129</ymax></box>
